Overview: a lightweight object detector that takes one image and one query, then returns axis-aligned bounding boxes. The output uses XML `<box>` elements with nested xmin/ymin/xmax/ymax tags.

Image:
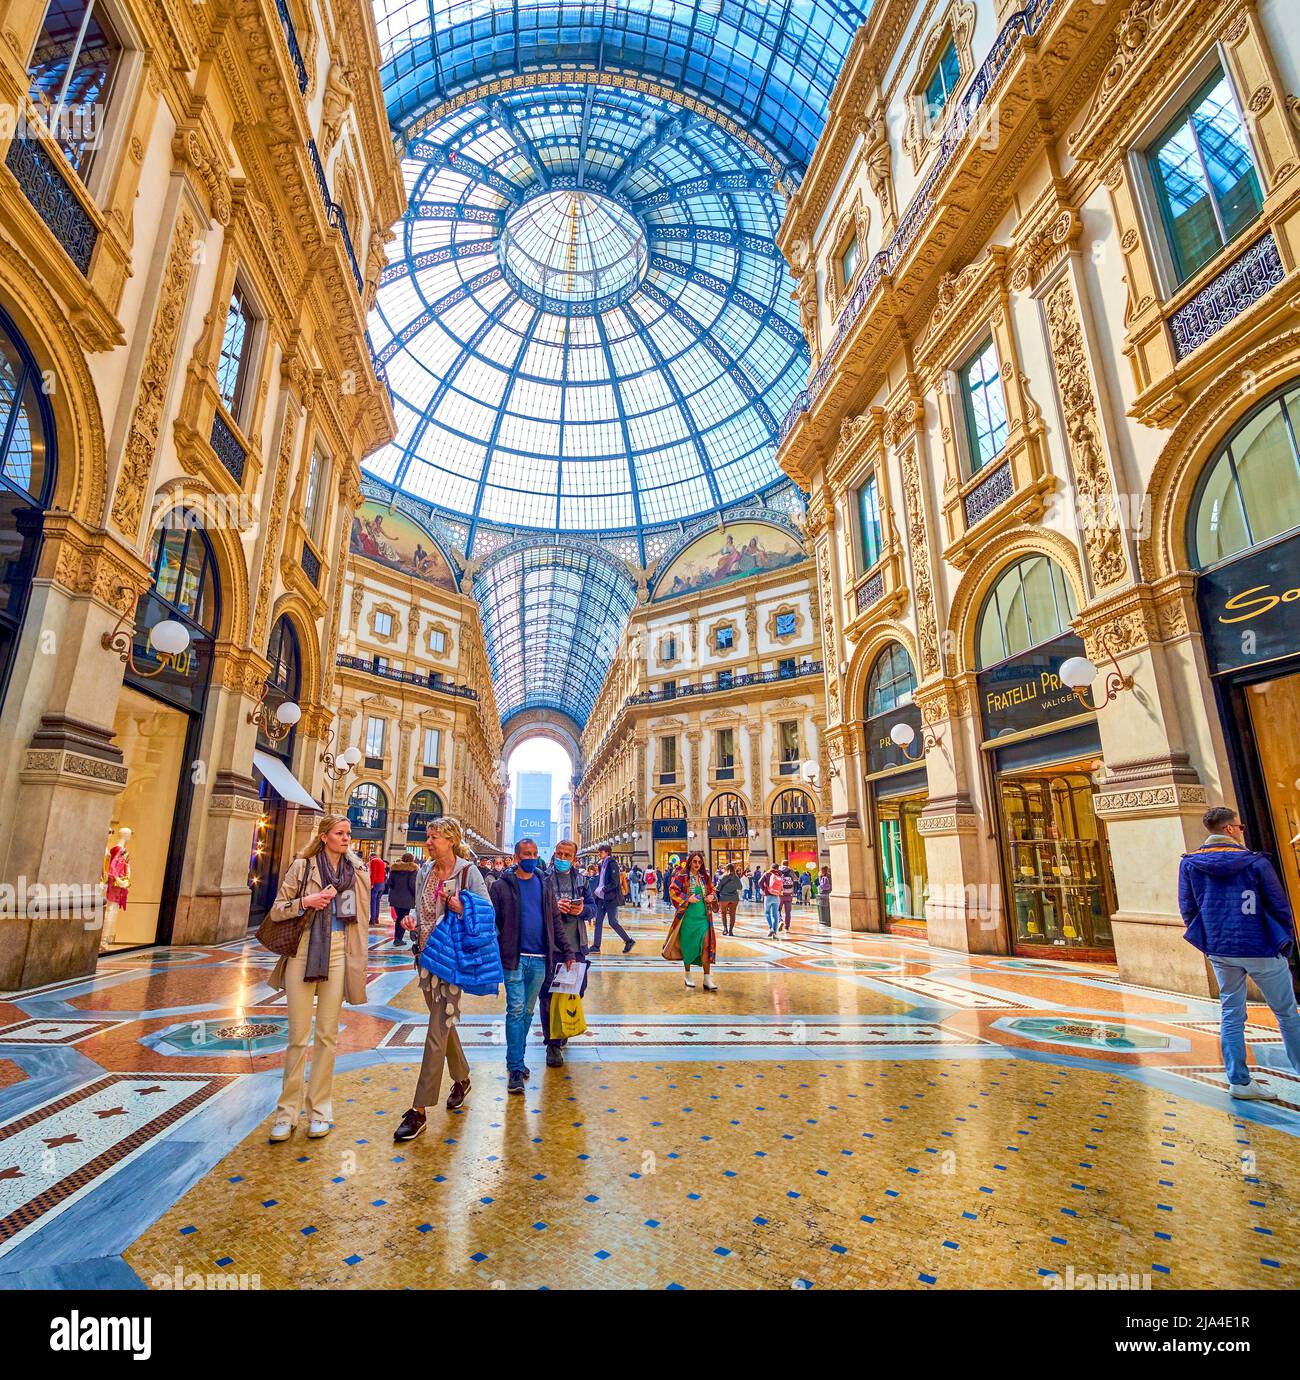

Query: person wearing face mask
<box><xmin>538</xmin><ymin>838</ymin><xmax>594</xmax><ymax>1068</ymax></box>
<box><xmin>491</xmin><ymin>838</ymin><xmax>576</xmax><ymax>1094</ymax></box>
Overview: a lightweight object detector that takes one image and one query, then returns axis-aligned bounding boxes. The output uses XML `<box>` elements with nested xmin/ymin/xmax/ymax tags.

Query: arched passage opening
<box><xmin>503</xmin><ymin>731</ymin><xmax>576</xmax><ymax>864</ymax></box>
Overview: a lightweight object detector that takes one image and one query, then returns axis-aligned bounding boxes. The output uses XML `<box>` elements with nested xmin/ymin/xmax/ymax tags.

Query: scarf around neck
<box><xmin>305</xmin><ymin>849</ymin><xmax>356</xmax><ymax>980</ymax></box>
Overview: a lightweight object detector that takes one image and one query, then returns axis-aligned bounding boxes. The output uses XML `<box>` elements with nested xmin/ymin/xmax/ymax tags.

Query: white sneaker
<box><xmin>307</xmin><ymin>1117</ymin><xmax>332</xmax><ymax>1137</ymax></box>
<box><xmin>683</xmin><ymin>977</ymin><xmax>696</xmax><ymax>988</ymax></box>
<box><xmin>702</xmin><ymin>977</ymin><xmax>718</xmax><ymax>991</ymax></box>
<box><xmin>1229</xmin><ymin>1079</ymin><xmax>1277</xmax><ymax>1100</ymax></box>
<box><xmin>269</xmin><ymin>1117</ymin><xmax>293</xmax><ymax>1143</ymax></box>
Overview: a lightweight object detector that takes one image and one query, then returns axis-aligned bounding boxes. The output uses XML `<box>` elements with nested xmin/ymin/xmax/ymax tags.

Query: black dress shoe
<box><xmin>393</xmin><ymin>1107</ymin><xmax>426</xmax><ymax>1142</ymax></box>
<box><xmin>445</xmin><ymin>1078</ymin><xmax>470</xmax><ymax>1110</ymax></box>
<box><xmin>546</xmin><ymin>1046</ymin><xmax>564</xmax><ymax>1068</ymax></box>
<box><xmin>622</xmin><ymin>939</ymin><xmax>635</xmax><ymax>953</ymax></box>
<box><xmin>508</xmin><ymin>1070</ymin><xmax>526</xmax><ymax>1094</ymax></box>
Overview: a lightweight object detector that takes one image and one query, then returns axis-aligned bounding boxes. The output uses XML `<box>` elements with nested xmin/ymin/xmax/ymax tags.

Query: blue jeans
<box><xmin>504</xmin><ymin>955</ymin><xmax>547</xmax><ymax>1074</ymax></box>
<box><xmin>764</xmin><ymin>896</ymin><xmax>780</xmax><ymax>934</ymax></box>
<box><xmin>1209</xmin><ymin>954</ymin><xmax>1300</xmax><ymax>1085</ymax></box>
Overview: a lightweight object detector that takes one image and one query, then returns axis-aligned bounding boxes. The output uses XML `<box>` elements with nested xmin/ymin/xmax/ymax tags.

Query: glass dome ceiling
<box><xmin>366</xmin><ymin>81</ymin><xmax>811</xmax><ymax>534</ymax></box>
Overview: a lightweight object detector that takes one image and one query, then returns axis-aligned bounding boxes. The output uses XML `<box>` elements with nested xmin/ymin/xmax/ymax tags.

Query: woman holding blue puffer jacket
<box><xmin>393</xmin><ymin>816</ymin><xmax>492</xmax><ymax>1144</ymax></box>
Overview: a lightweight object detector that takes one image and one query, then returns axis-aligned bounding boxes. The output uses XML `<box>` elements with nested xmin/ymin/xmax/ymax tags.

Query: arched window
<box><xmin>259</xmin><ymin>615</ymin><xmax>301</xmax><ymax>756</ymax></box>
<box><xmin>865</xmin><ymin>642</ymin><xmax>916</xmax><ymax>718</ymax></box>
<box><xmin>653</xmin><ymin>796</ymin><xmax>687</xmax><ymax>819</ymax></box>
<box><xmin>0</xmin><ymin>308</ymin><xmax>56</xmax><ymax>712</ymax></box>
<box><xmin>772</xmin><ymin>788</ymin><xmax>814</xmax><ymax>816</ymax></box>
<box><xmin>976</xmin><ymin>554</ymin><xmax>1077</xmax><ymax>669</ymax></box>
<box><xmin>1189</xmin><ymin>383</ymin><xmax>1300</xmax><ymax>569</ymax></box>
<box><xmin>407</xmin><ymin>788</ymin><xmax>443</xmax><ymax>836</ymax></box>
<box><xmin>708</xmin><ymin>792</ymin><xmax>748</xmax><ymax>820</ymax></box>
<box><xmin>347</xmin><ymin>782</ymin><xmax>387</xmax><ymax>834</ymax></box>
<box><xmin>145</xmin><ymin>516</ymin><xmax>219</xmax><ymax>634</ymax></box>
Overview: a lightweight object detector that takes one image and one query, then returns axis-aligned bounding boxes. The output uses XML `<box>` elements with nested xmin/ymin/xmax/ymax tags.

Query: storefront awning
<box><xmin>252</xmin><ymin>749</ymin><xmax>321</xmax><ymax>811</ymax></box>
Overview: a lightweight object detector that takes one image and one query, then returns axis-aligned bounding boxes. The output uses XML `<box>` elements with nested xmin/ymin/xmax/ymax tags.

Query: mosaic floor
<box><xmin>1</xmin><ymin>902</ymin><xmax>1298</xmax><ymax>1290</ymax></box>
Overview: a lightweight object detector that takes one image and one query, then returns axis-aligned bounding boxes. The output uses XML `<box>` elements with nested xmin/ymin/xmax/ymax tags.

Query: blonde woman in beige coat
<box><xmin>266</xmin><ymin>813</ymin><xmax>370</xmax><ymax>1143</ymax></box>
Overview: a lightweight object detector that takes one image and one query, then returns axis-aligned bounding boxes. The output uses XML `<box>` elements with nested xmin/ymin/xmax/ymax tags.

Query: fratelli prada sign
<box><xmin>977</xmin><ymin>633</ymin><xmax>1089</xmax><ymax>740</ymax></box>
<box><xmin>866</xmin><ymin>701</ymin><xmax>922</xmax><ymax>775</ymax></box>
<box><xmin>1197</xmin><ymin>531</ymin><xmax>1300</xmax><ymax>675</ymax></box>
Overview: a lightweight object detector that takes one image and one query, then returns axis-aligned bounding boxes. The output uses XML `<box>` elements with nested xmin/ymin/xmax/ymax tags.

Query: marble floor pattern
<box><xmin>0</xmin><ymin>902</ymin><xmax>1297</xmax><ymax>1289</ymax></box>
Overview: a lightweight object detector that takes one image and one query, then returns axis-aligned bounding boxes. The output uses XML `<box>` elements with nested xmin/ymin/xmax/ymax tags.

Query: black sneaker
<box><xmin>622</xmin><ymin>939</ymin><xmax>635</xmax><ymax>954</ymax></box>
<box><xmin>393</xmin><ymin>1107</ymin><xmax>426</xmax><ymax>1142</ymax></box>
<box><xmin>445</xmin><ymin>1078</ymin><xmax>470</xmax><ymax>1111</ymax></box>
<box><xmin>546</xmin><ymin>1046</ymin><xmax>564</xmax><ymax>1068</ymax></box>
<box><xmin>508</xmin><ymin>1070</ymin><xmax>526</xmax><ymax>1094</ymax></box>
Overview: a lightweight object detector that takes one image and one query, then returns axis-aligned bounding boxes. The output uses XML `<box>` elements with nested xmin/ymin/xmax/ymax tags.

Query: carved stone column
<box><xmin>171</xmin><ymin>644</ymin><xmax>271</xmax><ymax>946</ymax></box>
<box><xmin>1074</xmin><ymin>578</ymin><xmax>1220</xmax><ymax>995</ymax></box>
<box><xmin>0</xmin><ymin>522</ymin><xmax>148</xmax><ymax>987</ymax></box>
<box><xmin>820</xmin><ymin>720</ymin><xmax>874</xmax><ymax>930</ymax></box>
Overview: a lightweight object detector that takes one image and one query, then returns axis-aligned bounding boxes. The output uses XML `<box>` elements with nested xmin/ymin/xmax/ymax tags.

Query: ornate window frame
<box><xmin>706</xmin><ymin>618</ymin><xmax>739</xmax><ymax>656</ymax></box>
<box><xmin>824</xmin><ymin>194</ymin><xmax>870</xmax><ymax>317</ymax></box>
<box><xmin>765</xmin><ymin>601</ymin><xmax>805</xmax><ymax>643</ymax></box>
<box><xmin>1070</xmin><ymin>9</ymin><xmax>1300</xmax><ymax>427</ymax></box>
<box><xmin>902</xmin><ymin>1</ymin><xmax>976</xmax><ymax>174</ymax></box>
<box><xmin>425</xmin><ymin>621</ymin><xmax>453</xmax><ymax>660</ymax></box>
<box><xmin>657</xmin><ymin>629</ymin><xmax>684</xmax><ymax>668</ymax></box>
<box><xmin>918</xmin><ymin>246</ymin><xmax>1053</xmax><ymax>567</ymax></box>
<box><xmin>368</xmin><ymin>600</ymin><xmax>399</xmax><ymax>643</ymax></box>
<box><xmin>825</xmin><ymin>407</ymin><xmax>908</xmax><ymax>634</ymax></box>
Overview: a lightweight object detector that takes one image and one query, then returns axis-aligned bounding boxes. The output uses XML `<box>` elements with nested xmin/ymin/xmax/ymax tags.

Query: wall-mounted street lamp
<box><xmin>889</xmin><ymin>721</ymin><xmax>940</xmax><ymax>761</ymax></box>
<box><xmin>101</xmin><ymin>585</ymin><xmax>191</xmax><ymax>678</ymax></box>
<box><xmin>320</xmin><ymin>725</ymin><xmax>362</xmax><ymax>785</ymax></box>
<box><xmin>1059</xmin><ymin>632</ymin><xmax>1134</xmax><ymax>710</ymax></box>
<box><xmin>801</xmin><ymin>758</ymin><xmax>838</xmax><ymax>784</ymax></box>
<box><xmin>247</xmin><ymin>683</ymin><xmax>301</xmax><ymax>744</ymax></box>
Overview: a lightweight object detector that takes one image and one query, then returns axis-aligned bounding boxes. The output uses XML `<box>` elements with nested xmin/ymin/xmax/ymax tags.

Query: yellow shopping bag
<box><xmin>549</xmin><ymin>992</ymin><xmax>587</xmax><ymax>1039</ymax></box>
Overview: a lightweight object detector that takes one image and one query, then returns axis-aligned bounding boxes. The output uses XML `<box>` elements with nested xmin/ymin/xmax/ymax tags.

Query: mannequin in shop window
<box><xmin>101</xmin><ymin>827</ymin><xmax>132</xmax><ymax>949</ymax></box>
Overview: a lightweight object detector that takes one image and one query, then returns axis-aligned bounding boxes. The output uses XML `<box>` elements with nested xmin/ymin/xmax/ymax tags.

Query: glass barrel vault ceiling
<box><xmin>367</xmin><ymin>1</ymin><xmax>867</xmax><ymax>729</ymax></box>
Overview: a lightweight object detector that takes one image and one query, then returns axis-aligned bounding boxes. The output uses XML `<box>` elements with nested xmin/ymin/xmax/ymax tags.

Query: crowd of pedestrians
<box><xmin>266</xmin><ymin>816</ymin><xmax>836</xmax><ymax>1143</ymax></box>
<box><xmin>265</xmin><ymin>797</ymin><xmax>1300</xmax><ymax>1143</ymax></box>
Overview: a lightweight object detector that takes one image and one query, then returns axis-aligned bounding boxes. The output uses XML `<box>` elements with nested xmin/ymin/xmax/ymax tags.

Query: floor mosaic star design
<box><xmin>0</xmin><ymin>903</ymin><xmax>1296</xmax><ymax>1289</ymax></box>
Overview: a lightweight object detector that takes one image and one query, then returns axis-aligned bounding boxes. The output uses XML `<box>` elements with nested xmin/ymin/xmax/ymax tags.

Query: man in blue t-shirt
<box><xmin>490</xmin><ymin>838</ymin><xmax>575</xmax><ymax>1094</ymax></box>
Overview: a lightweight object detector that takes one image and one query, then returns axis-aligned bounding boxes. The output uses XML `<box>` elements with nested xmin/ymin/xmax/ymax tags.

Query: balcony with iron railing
<box><xmin>336</xmin><ymin>653</ymin><xmax>479</xmax><ymax>701</ymax></box>
<box><xmin>628</xmin><ymin>660</ymin><xmax>823</xmax><ymax>706</ymax></box>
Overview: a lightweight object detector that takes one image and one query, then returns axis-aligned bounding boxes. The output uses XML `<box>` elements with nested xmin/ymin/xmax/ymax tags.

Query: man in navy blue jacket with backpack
<box><xmin>1180</xmin><ymin>806</ymin><xmax>1299</xmax><ymax>1099</ymax></box>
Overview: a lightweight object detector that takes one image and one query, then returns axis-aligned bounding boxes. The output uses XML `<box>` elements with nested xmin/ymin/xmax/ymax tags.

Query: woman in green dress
<box><xmin>668</xmin><ymin>850</ymin><xmax>718</xmax><ymax>990</ymax></box>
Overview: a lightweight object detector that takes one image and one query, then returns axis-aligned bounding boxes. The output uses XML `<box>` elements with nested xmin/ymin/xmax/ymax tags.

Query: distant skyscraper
<box><xmin>518</xmin><ymin>771</ymin><xmax>552</xmax><ymax>811</ymax></box>
<box><xmin>514</xmin><ymin>770</ymin><xmax>554</xmax><ymax>850</ymax></box>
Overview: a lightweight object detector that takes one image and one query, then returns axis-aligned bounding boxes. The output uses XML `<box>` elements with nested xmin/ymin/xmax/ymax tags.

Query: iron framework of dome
<box><xmin>367</xmin><ymin>1</ymin><xmax>865</xmax><ymax>727</ymax></box>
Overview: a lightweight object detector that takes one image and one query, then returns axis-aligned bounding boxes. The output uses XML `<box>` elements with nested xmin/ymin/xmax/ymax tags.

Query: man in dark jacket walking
<box><xmin>538</xmin><ymin>838</ymin><xmax>594</xmax><ymax>1068</ymax></box>
<box><xmin>1179</xmin><ymin>805</ymin><xmax>1300</xmax><ymax>1099</ymax></box>
<box><xmin>491</xmin><ymin>839</ymin><xmax>576</xmax><ymax>1093</ymax></box>
<box><xmin>591</xmin><ymin>843</ymin><xmax>634</xmax><ymax>955</ymax></box>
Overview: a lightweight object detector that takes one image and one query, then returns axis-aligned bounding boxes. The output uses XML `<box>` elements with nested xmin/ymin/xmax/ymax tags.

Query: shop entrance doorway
<box><xmin>996</xmin><ymin>765</ymin><xmax>1115</xmax><ymax>958</ymax></box>
<box><xmin>1244</xmin><ymin>669</ymin><xmax>1300</xmax><ymax>918</ymax></box>
<box><xmin>876</xmin><ymin>789</ymin><xmax>928</xmax><ymax>936</ymax></box>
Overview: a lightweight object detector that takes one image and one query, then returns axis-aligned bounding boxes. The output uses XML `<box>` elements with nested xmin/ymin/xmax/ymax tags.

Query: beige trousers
<box><xmin>277</xmin><ymin>929</ymin><xmax>346</xmax><ymax>1123</ymax></box>
<box><xmin>413</xmin><ymin>975</ymin><xmax>470</xmax><ymax>1109</ymax></box>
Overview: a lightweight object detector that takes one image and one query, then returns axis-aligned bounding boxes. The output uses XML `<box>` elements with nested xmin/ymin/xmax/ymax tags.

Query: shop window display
<box><xmin>997</xmin><ymin>769</ymin><xmax>1115</xmax><ymax>954</ymax></box>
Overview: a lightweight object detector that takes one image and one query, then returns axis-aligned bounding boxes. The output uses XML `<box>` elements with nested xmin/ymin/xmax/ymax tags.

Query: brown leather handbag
<box><xmin>255</xmin><ymin>860</ymin><xmax>313</xmax><ymax>957</ymax></box>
